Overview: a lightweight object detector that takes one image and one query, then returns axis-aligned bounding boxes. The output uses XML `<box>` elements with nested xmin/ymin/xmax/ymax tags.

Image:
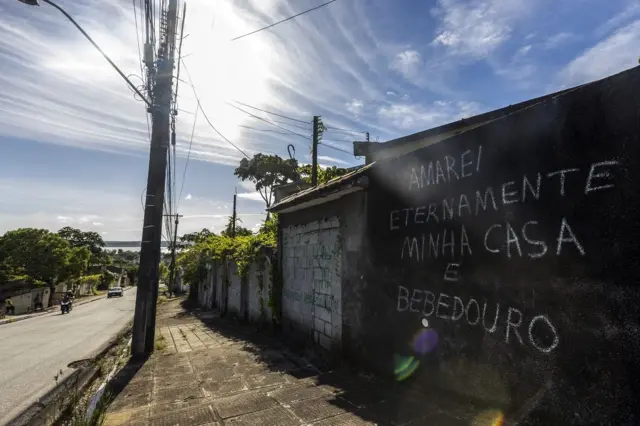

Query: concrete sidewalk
<box><xmin>104</xmin><ymin>300</ymin><xmax>486</xmax><ymax>426</ymax></box>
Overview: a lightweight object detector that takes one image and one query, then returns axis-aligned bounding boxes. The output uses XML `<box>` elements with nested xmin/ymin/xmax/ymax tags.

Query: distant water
<box><xmin>106</xmin><ymin>246</ymin><xmax>170</xmax><ymax>253</ymax></box>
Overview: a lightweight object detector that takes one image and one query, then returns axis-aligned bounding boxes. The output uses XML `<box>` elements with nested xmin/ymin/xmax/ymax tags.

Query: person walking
<box><xmin>34</xmin><ymin>293</ymin><xmax>43</xmax><ymax>312</ymax></box>
<box><xmin>5</xmin><ymin>297</ymin><xmax>15</xmax><ymax>315</ymax></box>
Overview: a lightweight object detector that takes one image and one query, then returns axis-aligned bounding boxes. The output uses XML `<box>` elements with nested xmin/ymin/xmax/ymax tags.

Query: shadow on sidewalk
<box><xmin>182</xmin><ymin>301</ymin><xmax>483</xmax><ymax>425</ymax></box>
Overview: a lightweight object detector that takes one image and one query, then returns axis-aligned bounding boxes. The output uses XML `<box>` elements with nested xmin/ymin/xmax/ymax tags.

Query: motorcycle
<box><xmin>60</xmin><ymin>300</ymin><xmax>72</xmax><ymax>314</ymax></box>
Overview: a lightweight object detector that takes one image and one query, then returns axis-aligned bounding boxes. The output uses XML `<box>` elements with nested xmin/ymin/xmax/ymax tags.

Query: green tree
<box><xmin>234</xmin><ymin>154</ymin><xmax>299</xmax><ymax>211</ymax></box>
<box><xmin>57</xmin><ymin>227</ymin><xmax>107</xmax><ymax>265</ymax></box>
<box><xmin>297</xmin><ymin>164</ymin><xmax>349</xmax><ymax>185</ymax></box>
<box><xmin>59</xmin><ymin>246</ymin><xmax>91</xmax><ymax>282</ymax></box>
<box><xmin>0</xmin><ymin>228</ymin><xmax>71</xmax><ymax>289</ymax></box>
<box><xmin>171</xmin><ymin>228</ymin><xmax>214</xmax><ymax>252</ymax></box>
<box><xmin>126</xmin><ymin>265</ymin><xmax>139</xmax><ymax>286</ymax></box>
<box><xmin>221</xmin><ymin>216</ymin><xmax>252</xmax><ymax>237</ymax></box>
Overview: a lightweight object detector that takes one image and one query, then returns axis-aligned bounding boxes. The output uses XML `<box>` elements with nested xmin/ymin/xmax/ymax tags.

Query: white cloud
<box><xmin>432</xmin><ymin>0</ymin><xmax>530</xmax><ymax>57</ymax></box>
<box><xmin>390</xmin><ymin>50</ymin><xmax>422</xmax><ymax>80</ymax></box>
<box><xmin>542</xmin><ymin>32</ymin><xmax>577</xmax><ymax>50</ymax></box>
<box><xmin>378</xmin><ymin>101</ymin><xmax>483</xmax><ymax>131</ymax></box>
<box><xmin>556</xmin><ymin>20</ymin><xmax>640</xmax><ymax>88</ymax></box>
<box><xmin>0</xmin><ymin>178</ymin><xmax>264</xmax><ymax>240</ymax></box>
<box><xmin>345</xmin><ymin>99</ymin><xmax>364</xmax><ymax>116</ymax></box>
<box><xmin>596</xmin><ymin>1</ymin><xmax>640</xmax><ymax>38</ymax></box>
<box><xmin>0</xmin><ymin>0</ymin><xmax>397</xmax><ymax>166</ymax></box>
<box><xmin>318</xmin><ymin>155</ymin><xmax>351</xmax><ymax>166</ymax></box>
<box><xmin>237</xmin><ymin>191</ymin><xmax>266</xmax><ymax>203</ymax></box>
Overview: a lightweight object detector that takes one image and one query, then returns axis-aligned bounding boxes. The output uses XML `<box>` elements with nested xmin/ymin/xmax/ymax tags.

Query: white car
<box><xmin>107</xmin><ymin>287</ymin><xmax>123</xmax><ymax>298</ymax></box>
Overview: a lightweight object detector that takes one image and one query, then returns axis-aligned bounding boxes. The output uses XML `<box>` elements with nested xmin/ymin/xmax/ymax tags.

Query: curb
<box><xmin>6</xmin><ymin>322</ymin><xmax>133</xmax><ymax>426</ymax></box>
<box><xmin>0</xmin><ymin>287</ymin><xmax>135</xmax><ymax>327</ymax></box>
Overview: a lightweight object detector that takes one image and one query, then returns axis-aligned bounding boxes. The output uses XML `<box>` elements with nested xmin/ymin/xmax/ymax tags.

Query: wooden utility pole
<box><xmin>232</xmin><ymin>190</ymin><xmax>237</xmax><ymax>238</ymax></box>
<box><xmin>167</xmin><ymin>213</ymin><xmax>183</xmax><ymax>297</ymax></box>
<box><xmin>131</xmin><ymin>0</ymin><xmax>180</xmax><ymax>357</ymax></box>
<box><xmin>311</xmin><ymin>116</ymin><xmax>320</xmax><ymax>186</ymax></box>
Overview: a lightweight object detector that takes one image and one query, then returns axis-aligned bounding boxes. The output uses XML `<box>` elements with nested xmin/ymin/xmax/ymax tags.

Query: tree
<box><xmin>126</xmin><ymin>265</ymin><xmax>139</xmax><ymax>286</ymax></box>
<box><xmin>0</xmin><ymin>228</ymin><xmax>71</xmax><ymax>289</ymax></box>
<box><xmin>57</xmin><ymin>227</ymin><xmax>107</xmax><ymax>265</ymax></box>
<box><xmin>59</xmin><ymin>246</ymin><xmax>91</xmax><ymax>282</ymax></box>
<box><xmin>234</xmin><ymin>154</ymin><xmax>299</xmax><ymax>211</ymax></box>
<box><xmin>221</xmin><ymin>215</ymin><xmax>253</xmax><ymax>237</ymax></box>
<box><xmin>298</xmin><ymin>164</ymin><xmax>349</xmax><ymax>185</ymax></box>
<box><xmin>172</xmin><ymin>228</ymin><xmax>214</xmax><ymax>251</ymax></box>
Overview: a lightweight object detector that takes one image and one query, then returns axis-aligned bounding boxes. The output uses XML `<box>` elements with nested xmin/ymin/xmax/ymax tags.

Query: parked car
<box><xmin>107</xmin><ymin>287</ymin><xmax>123</xmax><ymax>298</ymax></box>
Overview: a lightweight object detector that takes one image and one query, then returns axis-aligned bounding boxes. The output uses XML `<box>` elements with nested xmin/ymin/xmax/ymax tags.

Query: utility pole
<box><xmin>311</xmin><ymin>116</ymin><xmax>320</xmax><ymax>186</ymax></box>
<box><xmin>167</xmin><ymin>213</ymin><xmax>183</xmax><ymax>297</ymax></box>
<box><xmin>232</xmin><ymin>190</ymin><xmax>237</xmax><ymax>238</ymax></box>
<box><xmin>131</xmin><ymin>0</ymin><xmax>180</xmax><ymax>357</ymax></box>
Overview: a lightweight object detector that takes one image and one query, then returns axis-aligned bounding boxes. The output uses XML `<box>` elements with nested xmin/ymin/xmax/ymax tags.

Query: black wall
<box><xmin>363</xmin><ymin>67</ymin><xmax>640</xmax><ymax>424</ymax></box>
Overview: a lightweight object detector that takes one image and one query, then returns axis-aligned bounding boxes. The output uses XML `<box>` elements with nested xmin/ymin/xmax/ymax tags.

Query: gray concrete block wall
<box><xmin>227</xmin><ymin>263</ymin><xmax>242</xmax><ymax>316</ymax></box>
<box><xmin>281</xmin><ymin>217</ymin><xmax>342</xmax><ymax>350</ymax></box>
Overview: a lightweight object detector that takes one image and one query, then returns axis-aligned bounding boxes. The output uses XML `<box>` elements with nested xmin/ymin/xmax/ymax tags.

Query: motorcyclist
<box><xmin>62</xmin><ymin>292</ymin><xmax>72</xmax><ymax>306</ymax></box>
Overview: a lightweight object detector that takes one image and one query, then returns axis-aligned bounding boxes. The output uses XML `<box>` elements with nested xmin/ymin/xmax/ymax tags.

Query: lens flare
<box><xmin>393</xmin><ymin>355</ymin><xmax>420</xmax><ymax>381</ymax></box>
<box><xmin>472</xmin><ymin>409</ymin><xmax>505</xmax><ymax>426</ymax></box>
<box><xmin>413</xmin><ymin>328</ymin><xmax>439</xmax><ymax>355</ymax></box>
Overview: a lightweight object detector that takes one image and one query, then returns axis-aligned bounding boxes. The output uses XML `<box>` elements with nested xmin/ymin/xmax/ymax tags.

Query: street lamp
<box><xmin>17</xmin><ymin>0</ymin><xmax>152</xmax><ymax>107</ymax></box>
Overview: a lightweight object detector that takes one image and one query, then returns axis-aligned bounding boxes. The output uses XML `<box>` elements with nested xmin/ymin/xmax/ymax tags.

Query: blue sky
<box><xmin>1</xmin><ymin>0</ymin><xmax>639</xmax><ymax>240</ymax></box>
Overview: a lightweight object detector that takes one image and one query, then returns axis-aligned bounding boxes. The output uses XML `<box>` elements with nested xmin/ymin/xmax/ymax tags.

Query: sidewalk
<box><xmin>104</xmin><ymin>299</ymin><xmax>484</xmax><ymax>426</ymax></box>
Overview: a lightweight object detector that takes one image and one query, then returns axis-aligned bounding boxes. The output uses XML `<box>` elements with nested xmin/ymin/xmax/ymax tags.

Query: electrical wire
<box><xmin>232</xmin><ymin>100</ymin><xmax>309</xmax><ymax>124</ymax></box>
<box><xmin>225</xmin><ymin>101</ymin><xmax>310</xmax><ymax>141</ymax></box>
<box><xmin>320</xmin><ymin>142</ymin><xmax>353</xmax><ymax>155</ymax></box>
<box><xmin>239</xmin><ymin>125</ymin><xmax>304</xmax><ymax>136</ymax></box>
<box><xmin>132</xmin><ymin>0</ymin><xmax>152</xmax><ymax>141</ymax></box>
<box><xmin>178</xmin><ymin>104</ymin><xmax>199</xmax><ymax>209</ymax></box>
<box><xmin>325</xmin><ymin>125</ymin><xmax>367</xmax><ymax>135</ymax></box>
<box><xmin>181</xmin><ymin>60</ymin><xmax>250</xmax><ymax>159</ymax></box>
<box><xmin>230</xmin><ymin>0</ymin><xmax>338</xmax><ymax>42</ymax></box>
<box><xmin>266</xmin><ymin>119</ymin><xmax>312</xmax><ymax>131</ymax></box>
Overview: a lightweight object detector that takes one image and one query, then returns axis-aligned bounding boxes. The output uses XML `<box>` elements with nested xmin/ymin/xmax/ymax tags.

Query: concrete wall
<box><xmin>6</xmin><ymin>288</ymin><xmax>50</xmax><ymax>315</ymax></box>
<box><xmin>281</xmin><ymin>217</ymin><xmax>342</xmax><ymax>351</ymax></box>
<box><xmin>279</xmin><ymin>194</ymin><xmax>367</xmax><ymax>354</ymax></box>
<box><xmin>227</xmin><ymin>263</ymin><xmax>242</xmax><ymax>316</ymax></box>
<box><xmin>246</xmin><ymin>263</ymin><xmax>272</xmax><ymax>322</ymax></box>
<box><xmin>356</xmin><ymin>67</ymin><xmax>640</xmax><ymax>423</ymax></box>
<box><xmin>195</xmin><ymin>259</ymin><xmax>273</xmax><ymax>324</ymax></box>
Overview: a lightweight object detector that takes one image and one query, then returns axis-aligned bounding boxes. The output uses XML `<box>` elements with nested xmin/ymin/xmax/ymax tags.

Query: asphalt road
<box><xmin>0</xmin><ymin>289</ymin><xmax>136</xmax><ymax>425</ymax></box>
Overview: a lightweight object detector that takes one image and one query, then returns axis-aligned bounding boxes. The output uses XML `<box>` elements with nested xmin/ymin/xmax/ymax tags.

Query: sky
<box><xmin>1</xmin><ymin>0</ymin><xmax>639</xmax><ymax>240</ymax></box>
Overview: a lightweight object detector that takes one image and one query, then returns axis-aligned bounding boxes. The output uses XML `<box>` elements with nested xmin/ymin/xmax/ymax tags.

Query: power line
<box><xmin>239</xmin><ymin>125</ymin><xmax>304</xmax><ymax>136</ymax></box>
<box><xmin>182</xmin><ymin>60</ymin><xmax>250</xmax><ymax>159</ymax></box>
<box><xmin>266</xmin><ymin>119</ymin><xmax>312</xmax><ymax>131</ymax></box>
<box><xmin>132</xmin><ymin>0</ymin><xmax>152</xmax><ymax>142</ymax></box>
<box><xmin>225</xmin><ymin>101</ymin><xmax>310</xmax><ymax>141</ymax></box>
<box><xmin>324</xmin><ymin>125</ymin><xmax>367</xmax><ymax>135</ymax></box>
<box><xmin>230</xmin><ymin>0</ymin><xmax>337</xmax><ymax>42</ymax></box>
<box><xmin>232</xmin><ymin>100</ymin><xmax>309</xmax><ymax>124</ymax></box>
<box><xmin>39</xmin><ymin>0</ymin><xmax>151</xmax><ymax>107</ymax></box>
<box><xmin>320</xmin><ymin>142</ymin><xmax>352</xmax><ymax>155</ymax></box>
<box><xmin>178</xmin><ymin>103</ymin><xmax>198</xmax><ymax>208</ymax></box>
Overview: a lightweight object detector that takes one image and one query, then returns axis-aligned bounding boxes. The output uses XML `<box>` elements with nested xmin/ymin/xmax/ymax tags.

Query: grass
<box><xmin>155</xmin><ymin>334</ymin><xmax>167</xmax><ymax>351</ymax></box>
<box><xmin>157</xmin><ymin>295</ymin><xmax>167</xmax><ymax>305</ymax></box>
<box><xmin>63</xmin><ymin>391</ymin><xmax>113</xmax><ymax>426</ymax></box>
